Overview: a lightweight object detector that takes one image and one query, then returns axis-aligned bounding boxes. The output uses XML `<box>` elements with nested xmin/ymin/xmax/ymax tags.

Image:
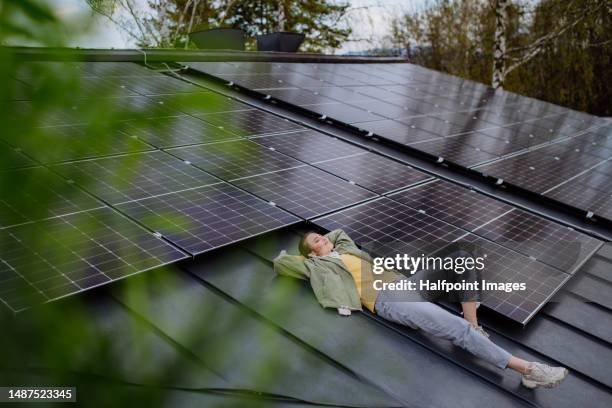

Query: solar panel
<box><xmin>215</xmin><ymin>73</ymin><xmax>329</xmax><ymax>90</ymax></box>
<box><xmin>116</xmin><ymin>183</ymin><xmax>299</xmax><ymax>255</ymax></box>
<box><xmin>118</xmin><ymin>115</ymin><xmax>239</xmax><ymax>148</ymax></box>
<box><xmin>312</xmin><ymin>196</ymin><xmax>466</xmax><ymax>258</ymax></box>
<box><xmin>313</xmin><ymin>152</ymin><xmax>432</xmax><ymax>194</ymax></box>
<box><xmin>411</xmin><ymin>138</ymin><xmax>498</xmax><ymax>167</ymax></box>
<box><xmin>460</xmin><ymin>234</ymin><xmax>571</xmax><ymax>325</ymax></box>
<box><xmin>263</xmin><ymin>88</ymin><xmax>338</xmax><ymax>106</ymax></box>
<box><xmin>230</xmin><ymin>166</ymin><xmax>378</xmax><ymax>219</ymax></box>
<box><xmin>473</xmin><ymin>209</ymin><xmax>602</xmax><ymax>273</ymax></box>
<box><xmin>0</xmin><ymin>166</ymin><xmax>103</xmax><ymax>228</ymax></box>
<box><xmin>195</xmin><ymin>109</ymin><xmax>304</xmax><ymax>137</ymax></box>
<box><xmin>52</xmin><ymin>151</ymin><xmax>220</xmax><ymax>205</ymax></box>
<box><xmin>252</xmin><ymin>130</ymin><xmax>367</xmax><ymax>163</ymax></box>
<box><xmin>545</xmin><ymin>180</ymin><xmax>612</xmax><ymax>220</ymax></box>
<box><xmin>147</xmin><ymin>92</ymin><xmax>249</xmax><ymax>116</ymax></box>
<box><xmin>4</xmin><ymin>124</ymin><xmax>154</xmax><ymax>164</ymax></box>
<box><xmin>390</xmin><ymin>180</ymin><xmax>514</xmax><ymax>231</ymax></box>
<box><xmin>0</xmin><ymin>207</ymin><xmax>188</xmax><ymax>312</ymax></box>
<box><xmin>356</xmin><ymin>119</ymin><xmax>440</xmax><ymax>144</ymax></box>
<box><xmin>117</xmin><ymin>74</ymin><xmax>204</xmax><ymax>95</ymax></box>
<box><xmin>300</xmin><ymin>102</ymin><xmax>385</xmax><ymax>124</ymax></box>
<box><xmin>168</xmin><ymin>140</ymin><xmax>304</xmax><ymax>180</ymax></box>
<box><xmin>0</xmin><ymin>143</ymin><xmax>35</xmax><ymax>170</ymax></box>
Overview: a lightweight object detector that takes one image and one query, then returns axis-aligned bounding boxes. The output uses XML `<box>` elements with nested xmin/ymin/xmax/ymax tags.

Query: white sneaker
<box><xmin>521</xmin><ymin>362</ymin><xmax>569</xmax><ymax>389</ymax></box>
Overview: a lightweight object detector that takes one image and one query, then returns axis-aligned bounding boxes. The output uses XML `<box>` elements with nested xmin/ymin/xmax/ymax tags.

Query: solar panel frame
<box><xmin>0</xmin><ymin>206</ymin><xmax>188</xmax><ymax>312</ymax></box>
<box><xmin>52</xmin><ymin>150</ymin><xmax>221</xmax><ymax>205</ymax></box>
<box><xmin>116</xmin><ymin>183</ymin><xmax>300</xmax><ymax>256</ymax></box>
<box><xmin>230</xmin><ymin>166</ymin><xmax>378</xmax><ymax>219</ymax></box>
<box><xmin>195</xmin><ymin>109</ymin><xmax>305</xmax><ymax>137</ymax></box>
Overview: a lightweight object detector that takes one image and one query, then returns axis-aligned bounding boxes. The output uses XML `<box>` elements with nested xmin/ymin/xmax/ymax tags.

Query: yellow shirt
<box><xmin>340</xmin><ymin>254</ymin><xmax>377</xmax><ymax>312</ymax></box>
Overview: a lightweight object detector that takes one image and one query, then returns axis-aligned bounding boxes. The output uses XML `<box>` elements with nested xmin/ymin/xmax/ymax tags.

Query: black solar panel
<box><xmin>358</xmin><ymin>119</ymin><xmax>440</xmax><ymax>144</ymax></box>
<box><xmin>118</xmin><ymin>115</ymin><xmax>239</xmax><ymax>148</ymax></box>
<box><xmin>53</xmin><ymin>151</ymin><xmax>220</xmax><ymax>205</ymax></box>
<box><xmin>148</xmin><ymin>92</ymin><xmax>249</xmax><ymax>116</ymax></box>
<box><xmin>116</xmin><ymin>183</ymin><xmax>299</xmax><ymax>255</ymax></box>
<box><xmin>461</xmin><ymin>235</ymin><xmax>571</xmax><ymax>324</ymax></box>
<box><xmin>545</xmin><ymin>180</ymin><xmax>612</xmax><ymax>220</ymax></box>
<box><xmin>0</xmin><ymin>143</ymin><xmax>35</xmax><ymax>170</ymax></box>
<box><xmin>390</xmin><ymin>180</ymin><xmax>514</xmax><ymax>231</ymax></box>
<box><xmin>300</xmin><ymin>102</ymin><xmax>385</xmax><ymax>124</ymax></box>
<box><xmin>0</xmin><ymin>166</ymin><xmax>103</xmax><ymax>228</ymax></box>
<box><xmin>230</xmin><ymin>166</ymin><xmax>377</xmax><ymax>219</ymax></box>
<box><xmin>412</xmin><ymin>138</ymin><xmax>498</xmax><ymax>167</ymax></box>
<box><xmin>4</xmin><ymin>124</ymin><xmax>154</xmax><ymax>164</ymax></box>
<box><xmin>0</xmin><ymin>207</ymin><xmax>188</xmax><ymax>312</ymax></box>
<box><xmin>313</xmin><ymin>152</ymin><xmax>431</xmax><ymax>194</ymax></box>
<box><xmin>252</xmin><ymin>130</ymin><xmax>367</xmax><ymax>163</ymax></box>
<box><xmin>195</xmin><ymin>109</ymin><xmax>304</xmax><ymax>137</ymax></box>
<box><xmin>168</xmin><ymin>140</ymin><xmax>304</xmax><ymax>180</ymax></box>
<box><xmin>117</xmin><ymin>74</ymin><xmax>203</xmax><ymax>95</ymax></box>
<box><xmin>312</xmin><ymin>197</ymin><xmax>466</xmax><ymax>258</ymax></box>
<box><xmin>474</xmin><ymin>209</ymin><xmax>602</xmax><ymax>273</ymax></box>
<box><xmin>264</xmin><ymin>88</ymin><xmax>338</xmax><ymax>106</ymax></box>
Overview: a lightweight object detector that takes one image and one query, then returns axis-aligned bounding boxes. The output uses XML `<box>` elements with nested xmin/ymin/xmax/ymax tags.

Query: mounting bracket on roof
<box><xmin>264</xmin><ymin>95</ymin><xmax>271</xmax><ymax>100</ymax></box>
<box><xmin>183</xmin><ymin>160</ymin><xmax>191</xmax><ymax>165</ymax></box>
<box><xmin>319</xmin><ymin>115</ymin><xmax>327</xmax><ymax>120</ymax></box>
<box><xmin>436</xmin><ymin>157</ymin><xmax>444</xmax><ymax>164</ymax></box>
<box><xmin>268</xmin><ymin>201</ymin><xmax>277</xmax><ymax>206</ymax></box>
<box><xmin>365</xmin><ymin>131</ymin><xmax>374</xmax><ymax>137</ymax></box>
<box><xmin>227</xmin><ymin>81</ymin><xmax>234</xmax><ymax>86</ymax></box>
<box><xmin>153</xmin><ymin>232</ymin><xmax>163</xmax><ymax>238</ymax></box>
<box><xmin>495</xmin><ymin>178</ymin><xmax>504</xmax><ymax>185</ymax></box>
<box><xmin>586</xmin><ymin>211</ymin><xmax>595</xmax><ymax>219</ymax></box>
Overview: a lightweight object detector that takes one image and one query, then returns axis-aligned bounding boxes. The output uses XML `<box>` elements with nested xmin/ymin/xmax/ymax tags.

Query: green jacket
<box><xmin>273</xmin><ymin>229</ymin><xmax>375</xmax><ymax>314</ymax></box>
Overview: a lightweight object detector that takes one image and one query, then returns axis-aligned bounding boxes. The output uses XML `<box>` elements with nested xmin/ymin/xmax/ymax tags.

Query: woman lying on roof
<box><xmin>274</xmin><ymin>229</ymin><xmax>568</xmax><ymax>390</ymax></box>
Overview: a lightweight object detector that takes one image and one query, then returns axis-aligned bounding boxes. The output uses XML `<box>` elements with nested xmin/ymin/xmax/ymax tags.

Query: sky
<box><xmin>50</xmin><ymin>0</ymin><xmax>429</xmax><ymax>53</ymax></box>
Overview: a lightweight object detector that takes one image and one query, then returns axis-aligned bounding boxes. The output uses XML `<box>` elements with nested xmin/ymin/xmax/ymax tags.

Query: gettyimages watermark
<box><xmin>354</xmin><ymin>240</ymin><xmax>585</xmax><ymax>305</ymax></box>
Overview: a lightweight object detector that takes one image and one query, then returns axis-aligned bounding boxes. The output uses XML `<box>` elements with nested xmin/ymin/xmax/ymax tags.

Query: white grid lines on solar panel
<box><xmin>471</xmin><ymin>209</ymin><xmax>602</xmax><ymax>274</ymax></box>
<box><xmin>212</xmin><ymin>73</ymin><xmax>330</xmax><ymax>90</ymax></box>
<box><xmin>116</xmin><ymin>74</ymin><xmax>204</xmax><ymax>96</ymax></box>
<box><xmin>263</xmin><ymin>88</ymin><xmax>339</xmax><ymax>106</ymax></box>
<box><xmin>146</xmin><ymin>92</ymin><xmax>251</xmax><ymax>116</ymax></box>
<box><xmin>0</xmin><ymin>142</ymin><xmax>35</xmax><ymax>170</ymax></box>
<box><xmin>408</xmin><ymin>138</ymin><xmax>499</xmax><ymax>167</ymax></box>
<box><xmin>311</xmin><ymin>197</ymin><xmax>466</xmax><ymax>258</ymax></box>
<box><xmin>194</xmin><ymin>109</ymin><xmax>305</xmax><ymax>137</ymax></box>
<box><xmin>52</xmin><ymin>150</ymin><xmax>221</xmax><ymax>205</ymax></box>
<box><xmin>167</xmin><ymin>139</ymin><xmax>306</xmax><ymax>181</ymax></box>
<box><xmin>0</xmin><ymin>167</ymin><xmax>104</xmax><ymax>228</ymax></box>
<box><xmin>460</xmin><ymin>234</ymin><xmax>571</xmax><ymax>325</ymax></box>
<box><xmin>355</xmin><ymin>119</ymin><xmax>441</xmax><ymax>144</ymax></box>
<box><xmin>8</xmin><ymin>96</ymin><xmax>185</xmax><ymax>128</ymax></box>
<box><xmin>230</xmin><ymin>166</ymin><xmax>378</xmax><ymax>219</ymax></box>
<box><xmin>251</xmin><ymin>130</ymin><xmax>368</xmax><ymax>163</ymax></box>
<box><xmin>390</xmin><ymin>180</ymin><xmax>514</xmax><ymax>232</ymax></box>
<box><xmin>298</xmin><ymin>102</ymin><xmax>386</xmax><ymax>124</ymax></box>
<box><xmin>0</xmin><ymin>207</ymin><xmax>188</xmax><ymax>311</ymax></box>
<box><xmin>115</xmin><ymin>183</ymin><xmax>300</xmax><ymax>255</ymax></box>
<box><xmin>477</xmin><ymin>150</ymin><xmax>608</xmax><ymax>193</ymax></box>
<box><xmin>2</xmin><ymin>123</ymin><xmax>155</xmax><ymax>164</ymax></box>
<box><xmin>544</xmin><ymin>181</ymin><xmax>612</xmax><ymax>221</ymax></box>
<box><xmin>118</xmin><ymin>115</ymin><xmax>241</xmax><ymax>148</ymax></box>
<box><xmin>311</xmin><ymin>152</ymin><xmax>432</xmax><ymax>195</ymax></box>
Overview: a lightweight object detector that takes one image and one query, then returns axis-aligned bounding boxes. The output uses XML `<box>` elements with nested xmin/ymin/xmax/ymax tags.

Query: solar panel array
<box><xmin>184</xmin><ymin>61</ymin><xmax>612</xmax><ymax>223</ymax></box>
<box><xmin>313</xmin><ymin>190</ymin><xmax>599</xmax><ymax>324</ymax></box>
<box><xmin>2</xmin><ymin>59</ymin><xmax>605</xmax><ymax>325</ymax></box>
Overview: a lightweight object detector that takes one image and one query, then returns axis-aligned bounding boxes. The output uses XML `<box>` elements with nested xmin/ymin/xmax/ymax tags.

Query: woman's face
<box><xmin>305</xmin><ymin>233</ymin><xmax>334</xmax><ymax>257</ymax></box>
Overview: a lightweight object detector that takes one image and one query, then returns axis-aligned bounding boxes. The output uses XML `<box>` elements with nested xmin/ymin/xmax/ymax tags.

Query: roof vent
<box><xmin>257</xmin><ymin>32</ymin><xmax>305</xmax><ymax>52</ymax></box>
<box><xmin>189</xmin><ymin>28</ymin><xmax>246</xmax><ymax>50</ymax></box>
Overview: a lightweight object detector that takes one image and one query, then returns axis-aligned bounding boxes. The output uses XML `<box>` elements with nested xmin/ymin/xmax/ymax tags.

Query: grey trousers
<box><xmin>375</xmin><ymin>279</ymin><xmax>512</xmax><ymax>369</ymax></box>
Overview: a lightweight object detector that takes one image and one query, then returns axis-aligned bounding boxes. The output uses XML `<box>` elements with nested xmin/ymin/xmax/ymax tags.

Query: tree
<box><xmin>87</xmin><ymin>0</ymin><xmax>352</xmax><ymax>52</ymax></box>
<box><xmin>390</xmin><ymin>0</ymin><xmax>612</xmax><ymax>115</ymax></box>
